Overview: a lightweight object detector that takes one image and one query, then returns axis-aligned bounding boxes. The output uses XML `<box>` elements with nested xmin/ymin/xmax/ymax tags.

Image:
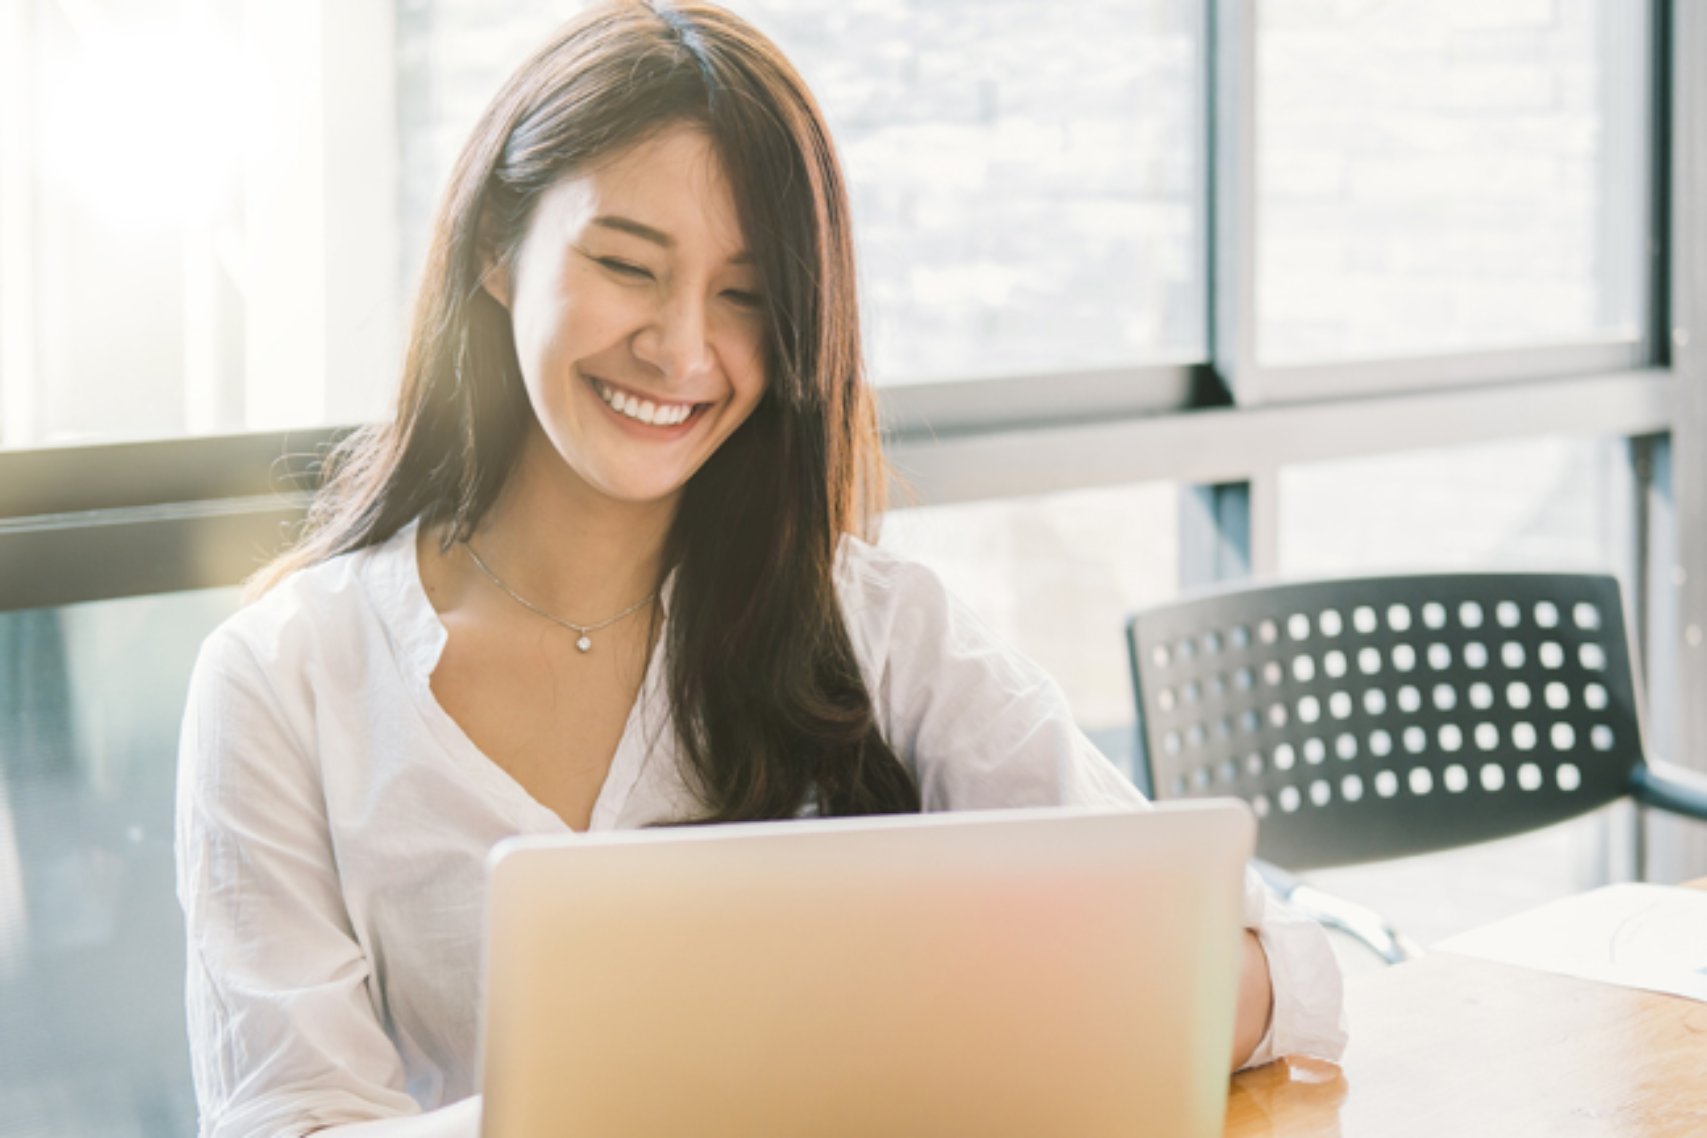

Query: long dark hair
<box><xmin>256</xmin><ymin>0</ymin><xmax>920</xmax><ymax>821</ymax></box>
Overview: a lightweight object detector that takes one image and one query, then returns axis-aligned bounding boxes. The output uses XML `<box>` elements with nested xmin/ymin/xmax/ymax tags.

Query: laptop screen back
<box><xmin>480</xmin><ymin>802</ymin><xmax>1254</xmax><ymax>1138</ymax></box>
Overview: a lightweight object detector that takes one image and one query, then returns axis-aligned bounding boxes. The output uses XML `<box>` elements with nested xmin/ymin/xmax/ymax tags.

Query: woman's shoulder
<box><xmin>832</xmin><ymin>533</ymin><xmax>954</xmax><ymax>622</ymax></box>
<box><xmin>198</xmin><ymin>526</ymin><xmax>415</xmax><ymax>679</ymax></box>
<box><xmin>831</xmin><ymin>533</ymin><xmax>1029</xmax><ymax>672</ymax></box>
<box><xmin>833</xmin><ymin>530</ymin><xmax>1061</xmax><ymax>688</ymax></box>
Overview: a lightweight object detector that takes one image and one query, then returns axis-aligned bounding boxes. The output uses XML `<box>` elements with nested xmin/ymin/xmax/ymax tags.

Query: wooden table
<box><xmin>1223</xmin><ymin>879</ymin><xmax>1707</xmax><ymax>1137</ymax></box>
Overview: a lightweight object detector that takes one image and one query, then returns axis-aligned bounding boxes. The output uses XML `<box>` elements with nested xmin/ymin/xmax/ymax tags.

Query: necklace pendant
<box><xmin>576</xmin><ymin>635</ymin><xmax>593</xmax><ymax>653</ymax></box>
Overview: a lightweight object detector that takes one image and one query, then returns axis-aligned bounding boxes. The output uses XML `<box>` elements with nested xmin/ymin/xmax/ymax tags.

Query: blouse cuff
<box><xmin>1238</xmin><ymin>882</ymin><xmax>1349</xmax><ymax>1070</ymax></box>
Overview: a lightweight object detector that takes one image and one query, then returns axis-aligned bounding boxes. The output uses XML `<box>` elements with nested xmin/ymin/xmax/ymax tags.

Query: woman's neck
<box><xmin>464</xmin><ymin>427</ymin><xmax>676</xmax><ymax>621</ymax></box>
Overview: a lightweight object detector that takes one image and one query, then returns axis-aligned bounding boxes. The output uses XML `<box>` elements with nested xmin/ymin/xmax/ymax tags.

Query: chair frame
<box><xmin>1127</xmin><ymin>572</ymin><xmax>1707</xmax><ymax>962</ymax></box>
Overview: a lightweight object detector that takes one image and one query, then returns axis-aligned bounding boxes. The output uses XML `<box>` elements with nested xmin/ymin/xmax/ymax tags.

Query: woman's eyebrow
<box><xmin>593</xmin><ymin>214</ymin><xmax>672</xmax><ymax>246</ymax></box>
<box><xmin>590</xmin><ymin>214</ymin><xmax>753</xmax><ymax>264</ymax></box>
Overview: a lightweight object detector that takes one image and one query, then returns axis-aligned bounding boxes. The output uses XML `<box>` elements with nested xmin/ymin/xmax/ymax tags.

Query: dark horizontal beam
<box><xmin>877</xmin><ymin>363</ymin><xmax>1211</xmax><ymax>441</ymax></box>
<box><xmin>0</xmin><ymin>427</ymin><xmax>347</xmax><ymax>520</ymax></box>
<box><xmin>0</xmin><ymin>497</ymin><xmax>309</xmax><ymax>611</ymax></box>
<box><xmin>0</xmin><ymin>366</ymin><xmax>1676</xmax><ymax>612</ymax></box>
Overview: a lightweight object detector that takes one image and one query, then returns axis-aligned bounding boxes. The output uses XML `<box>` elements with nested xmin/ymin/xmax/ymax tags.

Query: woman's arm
<box><xmin>178</xmin><ymin>629</ymin><xmax>466</xmax><ymax>1137</ymax></box>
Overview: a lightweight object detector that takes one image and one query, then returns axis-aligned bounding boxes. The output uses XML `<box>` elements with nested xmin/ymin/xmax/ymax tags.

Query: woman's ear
<box><xmin>474</xmin><ymin>204</ymin><xmax>513</xmax><ymax>308</ymax></box>
<box><xmin>480</xmin><ymin>256</ymin><xmax>512</xmax><ymax>309</ymax></box>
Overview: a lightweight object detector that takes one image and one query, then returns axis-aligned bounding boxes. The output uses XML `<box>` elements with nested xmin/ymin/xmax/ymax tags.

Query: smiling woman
<box><xmin>173</xmin><ymin>2</ymin><xmax>1343</xmax><ymax>1135</ymax></box>
<box><xmin>245</xmin><ymin>0</ymin><xmax>919</xmax><ymax>828</ymax></box>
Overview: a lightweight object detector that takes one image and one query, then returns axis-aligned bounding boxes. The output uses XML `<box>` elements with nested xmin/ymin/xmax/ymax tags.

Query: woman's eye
<box><xmin>597</xmin><ymin>257</ymin><xmax>652</xmax><ymax>280</ymax></box>
<box><xmin>723</xmin><ymin>289</ymin><xmax>764</xmax><ymax>309</ymax></box>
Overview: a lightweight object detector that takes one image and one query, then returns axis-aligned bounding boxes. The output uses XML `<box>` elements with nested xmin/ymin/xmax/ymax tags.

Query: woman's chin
<box><xmin>522</xmin><ymin>427</ymin><xmax>696</xmax><ymax>508</ymax></box>
<box><xmin>582</xmin><ymin>466</ymin><xmax>695</xmax><ymax>508</ymax></box>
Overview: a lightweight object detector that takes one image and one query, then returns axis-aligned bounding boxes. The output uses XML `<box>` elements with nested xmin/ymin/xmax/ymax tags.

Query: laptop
<box><xmin>479</xmin><ymin>801</ymin><xmax>1254</xmax><ymax>1138</ymax></box>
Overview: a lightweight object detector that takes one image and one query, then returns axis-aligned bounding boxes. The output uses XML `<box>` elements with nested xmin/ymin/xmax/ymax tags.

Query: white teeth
<box><xmin>594</xmin><ymin>379</ymin><xmax>696</xmax><ymax>427</ymax></box>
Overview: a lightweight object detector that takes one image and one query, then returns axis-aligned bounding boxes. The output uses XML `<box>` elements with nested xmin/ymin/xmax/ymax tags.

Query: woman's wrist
<box><xmin>1232</xmin><ymin>928</ymin><xmax>1276</xmax><ymax>1071</ymax></box>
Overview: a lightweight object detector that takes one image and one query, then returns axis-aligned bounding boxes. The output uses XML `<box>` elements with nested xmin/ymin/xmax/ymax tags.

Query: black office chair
<box><xmin>1126</xmin><ymin>573</ymin><xmax>1707</xmax><ymax>964</ymax></box>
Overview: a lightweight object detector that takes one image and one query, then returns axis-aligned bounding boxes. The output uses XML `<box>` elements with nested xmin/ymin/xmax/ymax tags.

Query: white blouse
<box><xmin>175</xmin><ymin>520</ymin><xmax>1346</xmax><ymax>1138</ymax></box>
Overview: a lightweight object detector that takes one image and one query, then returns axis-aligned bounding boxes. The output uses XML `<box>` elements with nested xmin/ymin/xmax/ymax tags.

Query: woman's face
<box><xmin>489</xmin><ymin>124</ymin><xmax>769</xmax><ymax>508</ymax></box>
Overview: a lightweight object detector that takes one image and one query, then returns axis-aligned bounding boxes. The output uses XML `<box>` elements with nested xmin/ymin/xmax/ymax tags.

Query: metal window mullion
<box><xmin>1640</xmin><ymin>434</ymin><xmax>1679</xmax><ymax>882</ymax></box>
<box><xmin>1664</xmin><ymin>0</ymin><xmax>1704</xmax><ymax>747</ymax></box>
<box><xmin>889</xmin><ymin>368</ymin><xmax>1671</xmax><ymax>507</ymax></box>
<box><xmin>877</xmin><ymin>364</ymin><xmax>1203</xmax><ymax>442</ymax></box>
<box><xmin>1646</xmin><ymin>0</ymin><xmax>1675</xmax><ymax>366</ymax></box>
<box><xmin>1594</xmin><ymin>433</ymin><xmax>1659</xmax><ymax>886</ymax></box>
<box><xmin>1210</xmin><ymin>0</ymin><xmax>1259</xmax><ymax>403</ymax></box>
<box><xmin>1597</xmin><ymin>0</ymin><xmax>1660</xmax><ymax>361</ymax></box>
<box><xmin>1178</xmin><ymin>482</ymin><xmax>1252</xmax><ymax>590</ymax></box>
<box><xmin>1652</xmin><ymin>0</ymin><xmax>1707</xmax><ymax>882</ymax></box>
<box><xmin>1183</xmin><ymin>3</ymin><xmax>1263</xmax><ymax>595</ymax></box>
<box><xmin>1248</xmin><ymin>467</ymin><xmax>1278</xmax><ymax>579</ymax></box>
<box><xmin>1245</xmin><ymin>341</ymin><xmax>1650</xmax><ymax>405</ymax></box>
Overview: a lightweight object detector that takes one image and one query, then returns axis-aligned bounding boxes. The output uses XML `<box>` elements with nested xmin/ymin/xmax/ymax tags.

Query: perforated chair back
<box><xmin>1126</xmin><ymin>574</ymin><xmax>1645</xmax><ymax>871</ymax></box>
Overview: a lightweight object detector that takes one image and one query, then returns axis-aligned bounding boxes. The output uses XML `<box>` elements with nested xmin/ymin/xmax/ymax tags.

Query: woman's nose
<box><xmin>633</xmin><ymin>293</ymin><xmax>714</xmax><ymax>385</ymax></box>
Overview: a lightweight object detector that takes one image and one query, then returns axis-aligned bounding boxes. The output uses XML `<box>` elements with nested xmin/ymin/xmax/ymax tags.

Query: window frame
<box><xmin>0</xmin><ymin>1</ymin><xmax>1695</xmax><ymax>695</ymax></box>
<box><xmin>0</xmin><ymin>0</ymin><xmax>1699</xmax><ymax>880</ymax></box>
<box><xmin>1657</xmin><ymin>0</ymin><xmax>1707</xmax><ymax>873</ymax></box>
<box><xmin>1212</xmin><ymin>0</ymin><xmax>1663</xmax><ymax>406</ymax></box>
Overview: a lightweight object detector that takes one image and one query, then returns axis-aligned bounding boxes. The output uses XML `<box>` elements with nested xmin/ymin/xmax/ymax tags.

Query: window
<box><xmin>1279</xmin><ymin>435</ymin><xmax>1624</xmax><ymax>577</ymax></box>
<box><xmin>880</xmin><ymin>482</ymin><xmax>1180</xmax><ymax>774</ymax></box>
<box><xmin>0</xmin><ymin>0</ymin><xmax>1206</xmax><ymax>451</ymax></box>
<box><xmin>399</xmin><ymin>0</ymin><xmax>1208</xmax><ymax>388</ymax></box>
<box><xmin>0</xmin><ymin>3</ymin><xmax>400</xmax><ymax>449</ymax></box>
<box><xmin>0</xmin><ymin>3</ymin><xmax>1698</xmax><ymax>1132</ymax></box>
<box><xmin>752</xmin><ymin>0</ymin><xmax>1206</xmax><ymax>384</ymax></box>
<box><xmin>0</xmin><ymin>588</ymin><xmax>240</xmax><ymax>1135</ymax></box>
<box><xmin>1254</xmin><ymin>0</ymin><xmax>1650</xmax><ymax>366</ymax></box>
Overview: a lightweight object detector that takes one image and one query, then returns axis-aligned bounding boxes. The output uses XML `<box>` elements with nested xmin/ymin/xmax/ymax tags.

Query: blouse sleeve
<box><xmin>839</xmin><ymin>543</ymin><xmax>1347</xmax><ymax>1068</ymax></box>
<box><xmin>175</xmin><ymin>627</ymin><xmax>480</xmax><ymax>1137</ymax></box>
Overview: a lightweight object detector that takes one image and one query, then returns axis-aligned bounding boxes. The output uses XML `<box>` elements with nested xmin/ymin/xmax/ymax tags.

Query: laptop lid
<box><xmin>480</xmin><ymin>801</ymin><xmax>1254</xmax><ymax>1138</ymax></box>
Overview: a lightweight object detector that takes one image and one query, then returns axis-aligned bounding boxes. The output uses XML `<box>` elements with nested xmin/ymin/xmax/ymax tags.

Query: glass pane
<box><xmin>1279</xmin><ymin>435</ymin><xmax>1621</xmax><ymax>577</ymax></box>
<box><xmin>879</xmin><ymin>482</ymin><xmax>1179</xmax><ymax>776</ymax></box>
<box><xmin>1256</xmin><ymin>0</ymin><xmax>1646</xmax><ymax>364</ymax></box>
<box><xmin>396</xmin><ymin>0</ymin><xmax>1207</xmax><ymax>388</ymax></box>
<box><xmin>748</xmin><ymin>0</ymin><xmax>1206</xmax><ymax>384</ymax></box>
<box><xmin>1277</xmin><ymin>435</ymin><xmax>1623</xmax><ymax>955</ymax></box>
<box><xmin>0</xmin><ymin>588</ymin><xmax>239</xmax><ymax>1135</ymax></box>
<box><xmin>1</xmin><ymin>2</ymin><xmax>401</xmax><ymax>448</ymax></box>
<box><xmin>3</xmin><ymin>0</ymin><xmax>1206</xmax><ymax>449</ymax></box>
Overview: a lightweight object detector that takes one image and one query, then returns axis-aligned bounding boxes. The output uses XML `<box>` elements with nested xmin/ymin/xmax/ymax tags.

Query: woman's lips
<box><xmin>584</xmin><ymin>373</ymin><xmax>711</xmax><ymax>434</ymax></box>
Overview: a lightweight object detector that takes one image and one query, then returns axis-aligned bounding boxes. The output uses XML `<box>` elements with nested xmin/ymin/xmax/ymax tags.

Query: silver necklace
<box><xmin>462</xmin><ymin>542</ymin><xmax>656</xmax><ymax>653</ymax></box>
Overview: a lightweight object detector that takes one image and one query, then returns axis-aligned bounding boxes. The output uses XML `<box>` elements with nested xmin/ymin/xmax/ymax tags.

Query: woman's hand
<box><xmin>1232</xmin><ymin>929</ymin><xmax>1275</xmax><ymax>1071</ymax></box>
